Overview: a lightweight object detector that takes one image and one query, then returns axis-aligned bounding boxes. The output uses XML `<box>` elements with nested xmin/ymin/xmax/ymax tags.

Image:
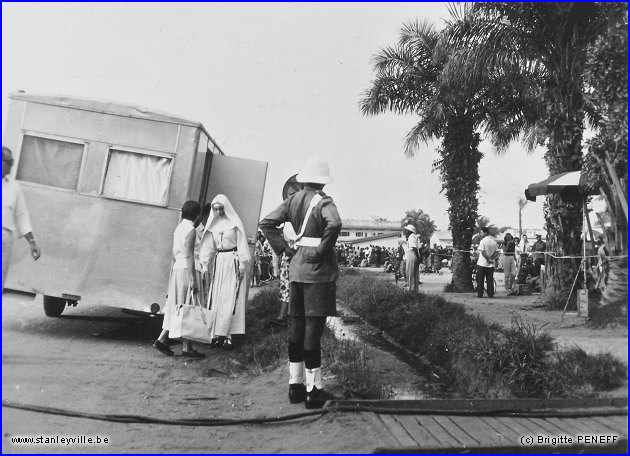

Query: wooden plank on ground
<box><xmin>511</xmin><ymin>417</ymin><xmax>547</xmax><ymax>434</ymax></box>
<box><xmin>478</xmin><ymin>416</ymin><xmax>522</xmax><ymax>446</ymax></box>
<box><xmin>416</xmin><ymin>415</ymin><xmax>461</xmax><ymax>448</ymax></box>
<box><xmin>449</xmin><ymin>416</ymin><xmax>504</xmax><ymax>447</ymax></box>
<box><xmin>563</xmin><ymin>417</ymin><xmax>602</xmax><ymax>434</ymax></box>
<box><xmin>529</xmin><ymin>417</ymin><xmax>572</xmax><ymax>435</ymax></box>
<box><xmin>393</xmin><ymin>415</ymin><xmax>443</xmax><ymax>448</ymax></box>
<box><xmin>591</xmin><ymin>415</ymin><xmax>629</xmax><ymax>435</ymax></box>
<box><xmin>578</xmin><ymin>417</ymin><xmax>626</xmax><ymax>435</ymax></box>
<box><xmin>495</xmin><ymin>416</ymin><xmax>535</xmax><ymax>437</ymax></box>
<box><xmin>378</xmin><ymin>414</ymin><xmax>417</xmax><ymax>447</ymax></box>
<box><xmin>364</xmin><ymin>412</ymin><xmax>399</xmax><ymax>448</ymax></box>
<box><xmin>433</xmin><ymin>415</ymin><xmax>480</xmax><ymax>447</ymax></box>
<box><xmin>546</xmin><ymin>417</ymin><xmax>589</xmax><ymax>435</ymax></box>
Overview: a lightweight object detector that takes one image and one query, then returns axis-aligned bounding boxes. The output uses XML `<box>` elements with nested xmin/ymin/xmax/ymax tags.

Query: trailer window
<box><xmin>16</xmin><ymin>135</ymin><xmax>84</xmax><ymax>190</ymax></box>
<box><xmin>102</xmin><ymin>149</ymin><xmax>171</xmax><ymax>206</ymax></box>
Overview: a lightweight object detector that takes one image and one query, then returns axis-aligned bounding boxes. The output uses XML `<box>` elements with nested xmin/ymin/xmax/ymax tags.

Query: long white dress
<box><xmin>205</xmin><ymin>226</ymin><xmax>249</xmax><ymax>337</ymax></box>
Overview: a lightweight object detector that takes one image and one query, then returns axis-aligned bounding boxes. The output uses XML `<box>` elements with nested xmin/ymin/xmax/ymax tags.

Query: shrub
<box><xmin>543</xmin><ymin>347</ymin><xmax>628</xmax><ymax>397</ymax></box>
<box><xmin>337</xmin><ymin>270</ymin><xmax>627</xmax><ymax>398</ymax></box>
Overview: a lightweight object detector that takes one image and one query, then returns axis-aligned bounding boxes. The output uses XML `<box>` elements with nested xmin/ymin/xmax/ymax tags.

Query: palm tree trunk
<box><xmin>541</xmin><ymin>94</ymin><xmax>586</xmax><ymax>307</ymax></box>
<box><xmin>600</xmin><ymin>257</ymin><xmax>628</xmax><ymax>311</ymax></box>
<box><xmin>542</xmin><ymin>195</ymin><xmax>583</xmax><ymax>305</ymax></box>
<box><xmin>441</xmin><ymin>118</ymin><xmax>482</xmax><ymax>292</ymax></box>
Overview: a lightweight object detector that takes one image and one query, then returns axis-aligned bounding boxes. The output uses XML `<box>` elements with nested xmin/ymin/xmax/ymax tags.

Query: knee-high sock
<box><xmin>289</xmin><ymin>361</ymin><xmax>305</xmax><ymax>385</ymax></box>
<box><xmin>305</xmin><ymin>367</ymin><xmax>322</xmax><ymax>392</ymax></box>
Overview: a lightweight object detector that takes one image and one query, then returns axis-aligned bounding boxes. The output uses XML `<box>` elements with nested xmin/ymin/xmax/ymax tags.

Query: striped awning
<box><xmin>525</xmin><ymin>171</ymin><xmax>596</xmax><ymax>202</ymax></box>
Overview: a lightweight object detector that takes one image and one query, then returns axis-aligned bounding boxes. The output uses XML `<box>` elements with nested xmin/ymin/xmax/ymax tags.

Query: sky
<box><xmin>2</xmin><ymin>2</ymin><xmax>551</xmax><ymax>232</ymax></box>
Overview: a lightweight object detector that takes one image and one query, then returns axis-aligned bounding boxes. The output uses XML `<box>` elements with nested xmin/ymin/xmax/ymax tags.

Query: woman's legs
<box><xmin>157</xmin><ymin>329</ymin><xmax>169</xmax><ymax>344</ymax></box>
<box><xmin>503</xmin><ymin>256</ymin><xmax>515</xmax><ymax>291</ymax></box>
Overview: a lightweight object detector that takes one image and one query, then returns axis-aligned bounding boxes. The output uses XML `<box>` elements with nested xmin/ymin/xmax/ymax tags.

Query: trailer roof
<box><xmin>10</xmin><ymin>92</ymin><xmax>225</xmax><ymax>155</ymax></box>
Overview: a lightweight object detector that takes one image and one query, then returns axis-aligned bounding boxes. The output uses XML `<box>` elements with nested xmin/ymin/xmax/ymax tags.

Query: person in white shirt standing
<box><xmin>476</xmin><ymin>227</ymin><xmax>499</xmax><ymax>298</ymax></box>
<box><xmin>153</xmin><ymin>200</ymin><xmax>205</xmax><ymax>358</ymax></box>
<box><xmin>403</xmin><ymin>224</ymin><xmax>421</xmax><ymax>292</ymax></box>
<box><xmin>2</xmin><ymin>146</ymin><xmax>41</xmax><ymax>290</ymax></box>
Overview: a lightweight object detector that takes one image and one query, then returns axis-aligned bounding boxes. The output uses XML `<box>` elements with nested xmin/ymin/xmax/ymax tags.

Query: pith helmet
<box><xmin>296</xmin><ymin>155</ymin><xmax>334</xmax><ymax>184</ymax></box>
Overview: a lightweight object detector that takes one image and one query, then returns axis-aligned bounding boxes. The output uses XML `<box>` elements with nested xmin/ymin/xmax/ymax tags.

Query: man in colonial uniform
<box><xmin>259</xmin><ymin>155</ymin><xmax>342</xmax><ymax>409</ymax></box>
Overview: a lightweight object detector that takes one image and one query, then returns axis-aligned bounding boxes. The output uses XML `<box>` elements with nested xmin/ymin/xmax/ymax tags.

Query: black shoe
<box><xmin>305</xmin><ymin>386</ymin><xmax>335</xmax><ymax>409</ymax></box>
<box><xmin>210</xmin><ymin>338</ymin><xmax>222</xmax><ymax>349</ymax></box>
<box><xmin>153</xmin><ymin>340</ymin><xmax>174</xmax><ymax>356</ymax></box>
<box><xmin>289</xmin><ymin>384</ymin><xmax>306</xmax><ymax>404</ymax></box>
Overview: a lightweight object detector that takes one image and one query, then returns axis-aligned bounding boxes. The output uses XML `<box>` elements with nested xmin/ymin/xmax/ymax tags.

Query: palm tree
<box><xmin>401</xmin><ymin>209</ymin><xmax>437</xmax><ymax>246</ymax></box>
<box><xmin>475</xmin><ymin>215</ymin><xmax>499</xmax><ymax>237</ymax></box>
<box><xmin>361</xmin><ymin>20</ymin><xmax>532</xmax><ymax>291</ymax></box>
<box><xmin>471</xmin><ymin>216</ymin><xmax>507</xmax><ymax>244</ymax></box>
<box><xmin>583</xmin><ymin>3</ymin><xmax>628</xmax><ymax>310</ymax></box>
<box><xmin>441</xmin><ymin>2</ymin><xmax>608</xmax><ymax>304</ymax></box>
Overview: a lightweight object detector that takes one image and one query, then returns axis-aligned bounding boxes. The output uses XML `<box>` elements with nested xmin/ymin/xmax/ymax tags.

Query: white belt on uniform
<box><xmin>296</xmin><ymin>237</ymin><xmax>321</xmax><ymax>247</ymax></box>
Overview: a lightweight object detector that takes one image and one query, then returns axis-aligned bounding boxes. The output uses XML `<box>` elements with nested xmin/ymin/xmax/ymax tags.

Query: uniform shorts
<box><xmin>289</xmin><ymin>281</ymin><xmax>337</xmax><ymax>317</ymax></box>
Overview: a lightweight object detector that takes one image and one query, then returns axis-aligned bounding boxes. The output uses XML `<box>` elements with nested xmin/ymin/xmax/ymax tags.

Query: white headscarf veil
<box><xmin>204</xmin><ymin>194</ymin><xmax>250</xmax><ymax>261</ymax></box>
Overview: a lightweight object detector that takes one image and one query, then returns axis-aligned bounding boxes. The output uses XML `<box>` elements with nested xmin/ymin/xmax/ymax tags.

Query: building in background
<box><xmin>338</xmin><ymin>219</ymin><xmax>403</xmax><ymax>249</ymax></box>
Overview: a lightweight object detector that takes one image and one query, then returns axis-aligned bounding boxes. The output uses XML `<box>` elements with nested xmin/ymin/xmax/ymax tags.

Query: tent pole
<box><xmin>578</xmin><ymin>198</ymin><xmax>587</xmax><ymax>317</ymax></box>
<box><xmin>582</xmin><ymin>198</ymin><xmax>592</xmax><ymax>290</ymax></box>
<box><xmin>584</xmin><ymin>200</ymin><xmax>596</xmax><ymax>245</ymax></box>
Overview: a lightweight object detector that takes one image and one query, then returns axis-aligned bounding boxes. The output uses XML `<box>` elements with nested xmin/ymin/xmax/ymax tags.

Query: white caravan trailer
<box><xmin>2</xmin><ymin>92</ymin><xmax>267</xmax><ymax>317</ymax></box>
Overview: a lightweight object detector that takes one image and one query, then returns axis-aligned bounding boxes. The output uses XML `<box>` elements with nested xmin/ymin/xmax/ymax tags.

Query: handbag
<box><xmin>169</xmin><ymin>285</ymin><xmax>215</xmax><ymax>344</ymax></box>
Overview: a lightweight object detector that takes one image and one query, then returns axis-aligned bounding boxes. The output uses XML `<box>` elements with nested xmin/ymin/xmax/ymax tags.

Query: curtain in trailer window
<box><xmin>17</xmin><ymin>135</ymin><xmax>84</xmax><ymax>190</ymax></box>
<box><xmin>102</xmin><ymin>150</ymin><xmax>171</xmax><ymax>205</ymax></box>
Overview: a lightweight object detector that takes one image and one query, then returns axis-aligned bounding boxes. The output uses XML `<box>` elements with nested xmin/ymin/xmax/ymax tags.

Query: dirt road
<box><xmin>1</xmin><ymin>291</ymin><xmax>388</xmax><ymax>453</ymax></box>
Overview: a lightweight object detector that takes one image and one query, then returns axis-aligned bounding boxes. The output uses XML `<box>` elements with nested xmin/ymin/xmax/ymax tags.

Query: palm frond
<box><xmin>403</xmin><ymin>119</ymin><xmax>441</xmax><ymax>157</ymax></box>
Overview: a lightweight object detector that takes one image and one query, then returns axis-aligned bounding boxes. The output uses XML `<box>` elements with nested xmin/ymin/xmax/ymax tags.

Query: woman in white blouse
<box><xmin>153</xmin><ymin>200</ymin><xmax>205</xmax><ymax>358</ymax></box>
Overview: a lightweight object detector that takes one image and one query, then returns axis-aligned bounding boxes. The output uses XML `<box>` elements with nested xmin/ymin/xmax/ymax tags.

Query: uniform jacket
<box><xmin>259</xmin><ymin>188</ymin><xmax>342</xmax><ymax>283</ymax></box>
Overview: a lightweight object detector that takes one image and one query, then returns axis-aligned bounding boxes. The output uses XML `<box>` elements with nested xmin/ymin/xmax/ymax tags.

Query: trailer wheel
<box><xmin>43</xmin><ymin>296</ymin><xmax>66</xmax><ymax>317</ymax></box>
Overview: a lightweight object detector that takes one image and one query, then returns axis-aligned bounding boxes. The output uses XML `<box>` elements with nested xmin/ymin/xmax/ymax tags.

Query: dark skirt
<box><xmin>289</xmin><ymin>282</ymin><xmax>337</xmax><ymax>317</ymax></box>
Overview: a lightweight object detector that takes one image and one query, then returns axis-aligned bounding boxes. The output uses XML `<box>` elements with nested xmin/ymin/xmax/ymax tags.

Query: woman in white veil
<box><xmin>199</xmin><ymin>194</ymin><xmax>251</xmax><ymax>349</ymax></box>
